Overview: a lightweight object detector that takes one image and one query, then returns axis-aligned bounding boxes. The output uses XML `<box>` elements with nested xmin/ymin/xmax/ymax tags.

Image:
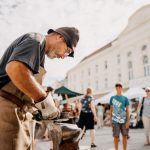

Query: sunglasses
<box><xmin>146</xmin><ymin>90</ymin><xmax>150</xmax><ymax>92</ymax></box>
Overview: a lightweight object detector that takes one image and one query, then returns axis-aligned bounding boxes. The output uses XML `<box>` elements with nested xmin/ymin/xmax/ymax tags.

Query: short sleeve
<box><xmin>90</xmin><ymin>96</ymin><xmax>94</xmax><ymax>102</ymax></box>
<box><xmin>8</xmin><ymin>38</ymin><xmax>40</xmax><ymax>74</ymax></box>
<box><xmin>110</xmin><ymin>96</ymin><xmax>113</xmax><ymax>105</ymax></box>
<box><xmin>125</xmin><ymin>97</ymin><xmax>129</xmax><ymax>106</ymax></box>
<box><xmin>80</xmin><ymin>98</ymin><xmax>84</xmax><ymax>105</ymax></box>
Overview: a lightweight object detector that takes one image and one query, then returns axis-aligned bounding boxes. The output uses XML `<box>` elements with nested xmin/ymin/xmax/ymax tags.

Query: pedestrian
<box><xmin>97</xmin><ymin>103</ymin><xmax>104</xmax><ymax>128</ymax></box>
<box><xmin>72</xmin><ymin>99</ymin><xmax>81</xmax><ymax>124</ymax></box>
<box><xmin>110</xmin><ymin>82</ymin><xmax>130</xmax><ymax>150</ymax></box>
<box><xmin>0</xmin><ymin>27</ymin><xmax>79</xmax><ymax>150</ymax></box>
<box><xmin>139</xmin><ymin>87</ymin><xmax>150</xmax><ymax>146</ymax></box>
<box><xmin>77</xmin><ymin>88</ymin><xmax>98</xmax><ymax>148</ymax></box>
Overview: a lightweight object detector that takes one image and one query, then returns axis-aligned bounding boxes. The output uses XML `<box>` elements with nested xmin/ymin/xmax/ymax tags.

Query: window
<box><xmin>104</xmin><ymin>78</ymin><xmax>108</xmax><ymax>88</ymax></box>
<box><xmin>128</xmin><ymin>61</ymin><xmax>133</xmax><ymax>80</ymax></box>
<box><xmin>143</xmin><ymin>55</ymin><xmax>148</xmax><ymax>64</ymax></box>
<box><xmin>95</xmin><ymin>64</ymin><xmax>99</xmax><ymax>73</ymax></box>
<box><xmin>95</xmin><ymin>80</ymin><xmax>99</xmax><ymax>90</ymax></box>
<box><xmin>88</xmin><ymin>68</ymin><xmax>91</xmax><ymax>76</ymax></box>
<box><xmin>143</xmin><ymin>55</ymin><xmax>150</xmax><ymax>76</ymax></box>
<box><xmin>142</xmin><ymin>45</ymin><xmax>147</xmax><ymax>51</ymax></box>
<box><xmin>127</xmin><ymin>51</ymin><xmax>132</xmax><ymax>57</ymax></box>
<box><xmin>104</xmin><ymin>61</ymin><xmax>108</xmax><ymax>69</ymax></box>
<box><xmin>128</xmin><ymin>71</ymin><xmax>133</xmax><ymax>80</ymax></box>
<box><xmin>118</xmin><ymin>73</ymin><xmax>121</xmax><ymax>81</ymax></box>
<box><xmin>128</xmin><ymin>61</ymin><xmax>132</xmax><ymax>69</ymax></box>
<box><xmin>117</xmin><ymin>54</ymin><xmax>120</xmax><ymax>64</ymax></box>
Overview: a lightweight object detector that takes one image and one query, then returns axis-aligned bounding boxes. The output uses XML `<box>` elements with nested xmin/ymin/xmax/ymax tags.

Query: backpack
<box><xmin>138</xmin><ymin>97</ymin><xmax>145</xmax><ymax>128</ymax></box>
<box><xmin>139</xmin><ymin>97</ymin><xmax>145</xmax><ymax>117</ymax></box>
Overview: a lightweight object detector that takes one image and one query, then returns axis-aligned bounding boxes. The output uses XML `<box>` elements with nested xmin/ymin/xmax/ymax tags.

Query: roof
<box><xmin>67</xmin><ymin>38</ymin><xmax>118</xmax><ymax>74</ymax></box>
<box><xmin>79</xmin><ymin>42</ymin><xmax>112</xmax><ymax>64</ymax></box>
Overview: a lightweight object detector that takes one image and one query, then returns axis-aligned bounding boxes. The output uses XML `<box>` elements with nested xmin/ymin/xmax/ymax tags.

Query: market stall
<box><xmin>54</xmin><ymin>86</ymin><xmax>83</xmax><ymax>124</ymax></box>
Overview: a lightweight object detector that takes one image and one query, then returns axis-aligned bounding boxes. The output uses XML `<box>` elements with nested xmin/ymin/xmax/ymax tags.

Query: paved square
<box><xmin>79</xmin><ymin>127</ymin><xmax>150</xmax><ymax>150</ymax></box>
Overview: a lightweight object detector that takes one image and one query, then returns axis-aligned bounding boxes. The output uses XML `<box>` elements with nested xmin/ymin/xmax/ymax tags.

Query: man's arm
<box><xmin>110</xmin><ymin>106</ymin><xmax>113</xmax><ymax>127</ymax></box>
<box><xmin>6</xmin><ymin>61</ymin><xmax>47</xmax><ymax>102</ymax></box>
<box><xmin>126</xmin><ymin>106</ymin><xmax>130</xmax><ymax>128</ymax></box>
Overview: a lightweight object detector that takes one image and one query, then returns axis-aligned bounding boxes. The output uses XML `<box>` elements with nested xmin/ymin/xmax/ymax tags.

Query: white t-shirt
<box><xmin>143</xmin><ymin>98</ymin><xmax>150</xmax><ymax>117</ymax></box>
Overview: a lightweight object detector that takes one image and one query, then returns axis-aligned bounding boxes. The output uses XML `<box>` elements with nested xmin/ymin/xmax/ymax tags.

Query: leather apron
<box><xmin>0</xmin><ymin>67</ymin><xmax>46</xmax><ymax>150</ymax></box>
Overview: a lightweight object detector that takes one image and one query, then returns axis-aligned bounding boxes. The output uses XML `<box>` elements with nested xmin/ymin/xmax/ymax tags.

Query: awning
<box><xmin>98</xmin><ymin>90</ymin><xmax>116</xmax><ymax>104</ymax></box>
<box><xmin>54</xmin><ymin>86</ymin><xmax>83</xmax><ymax>98</ymax></box>
<box><xmin>124</xmin><ymin>87</ymin><xmax>146</xmax><ymax>101</ymax></box>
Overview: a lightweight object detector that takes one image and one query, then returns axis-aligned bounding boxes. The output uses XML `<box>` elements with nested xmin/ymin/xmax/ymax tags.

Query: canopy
<box><xmin>95</xmin><ymin>90</ymin><xmax>117</xmax><ymax>104</ymax></box>
<box><xmin>95</xmin><ymin>87</ymin><xmax>146</xmax><ymax>105</ymax></box>
<box><xmin>54</xmin><ymin>86</ymin><xmax>83</xmax><ymax>98</ymax></box>
<box><xmin>124</xmin><ymin>87</ymin><xmax>146</xmax><ymax>100</ymax></box>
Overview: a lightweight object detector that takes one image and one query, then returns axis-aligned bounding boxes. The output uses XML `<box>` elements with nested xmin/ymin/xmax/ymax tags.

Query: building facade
<box><xmin>66</xmin><ymin>5</ymin><xmax>150</xmax><ymax>95</ymax></box>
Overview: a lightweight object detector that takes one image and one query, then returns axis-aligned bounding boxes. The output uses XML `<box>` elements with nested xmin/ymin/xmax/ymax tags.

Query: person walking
<box><xmin>77</xmin><ymin>88</ymin><xmax>97</xmax><ymax>148</ymax></box>
<box><xmin>110</xmin><ymin>83</ymin><xmax>130</xmax><ymax>150</ymax></box>
<box><xmin>97</xmin><ymin>103</ymin><xmax>104</xmax><ymax>128</ymax></box>
<box><xmin>0</xmin><ymin>27</ymin><xmax>79</xmax><ymax>150</ymax></box>
<box><xmin>139</xmin><ymin>87</ymin><xmax>150</xmax><ymax>146</ymax></box>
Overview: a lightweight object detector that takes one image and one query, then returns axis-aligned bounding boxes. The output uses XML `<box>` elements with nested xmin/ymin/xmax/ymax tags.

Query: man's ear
<box><xmin>56</xmin><ymin>34</ymin><xmax>65</xmax><ymax>42</ymax></box>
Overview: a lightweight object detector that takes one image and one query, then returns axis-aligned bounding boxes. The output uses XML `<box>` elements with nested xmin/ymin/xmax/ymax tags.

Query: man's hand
<box><xmin>110</xmin><ymin>107</ymin><xmax>113</xmax><ymax>127</ymax></box>
<box><xmin>125</xmin><ymin>122</ymin><xmax>129</xmax><ymax>129</ymax></box>
<box><xmin>35</xmin><ymin>93</ymin><xmax>60</xmax><ymax>119</ymax></box>
<box><xmin>110</xmin><ymin>120</ymin><xmax>113</xmax><ymax>128</ymax></box>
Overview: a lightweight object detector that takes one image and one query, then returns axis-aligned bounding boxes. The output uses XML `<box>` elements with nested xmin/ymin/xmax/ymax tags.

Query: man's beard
<box><xmin>47</xmin><ymin>50</ymin><xmax>57</xmax><ymax>59</ymax></box>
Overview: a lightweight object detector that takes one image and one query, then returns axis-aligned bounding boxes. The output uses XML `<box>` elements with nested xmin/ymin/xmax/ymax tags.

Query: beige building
<box><xmin>66</xmin><ymin>5</ymin><xmax>150</xmax><ymax>95</ymax></box>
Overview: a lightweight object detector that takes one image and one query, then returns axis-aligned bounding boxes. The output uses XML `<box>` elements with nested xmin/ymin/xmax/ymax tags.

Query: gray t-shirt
<box><xmin>0</xmin><ymin>33</ymin><xmax>46</xmax><ymax>89</ymax></box>
<box><xmin>143</xmin><ymin>97</ymin><xmax>150</xmax><ymax>117</ymax></box>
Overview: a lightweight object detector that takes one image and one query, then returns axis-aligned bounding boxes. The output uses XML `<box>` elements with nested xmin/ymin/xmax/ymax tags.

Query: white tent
<box><xmin>124</xmin><ymin>87</ymin><xmax>146</xmax><ymax>101</ymax></box>
<box><xmin>95</xmin><ymin>90</ymin><xmax>117</xmax><ymax>104</ymax></box>
<box><xmin>95</xmin><ymin>87</ymin><xmax>146</xmax><ymax>105</ymax></box>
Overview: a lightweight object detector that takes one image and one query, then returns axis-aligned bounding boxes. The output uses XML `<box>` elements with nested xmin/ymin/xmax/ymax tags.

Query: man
<box><xmin>0</xmin><ymin>27</ymin><xmax>79</xmax><ymax>150</ymax></box>
<box><xmin>110</xmin><ymin>83</ymin><xmax>130</xmax><ymax>150</ymax></box>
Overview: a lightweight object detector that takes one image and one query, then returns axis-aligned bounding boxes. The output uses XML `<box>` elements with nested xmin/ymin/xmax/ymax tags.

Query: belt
<box><xmin>0</xmin><ymin>89</ymin><xmax>25</xmax><ymax>107</ymax></box>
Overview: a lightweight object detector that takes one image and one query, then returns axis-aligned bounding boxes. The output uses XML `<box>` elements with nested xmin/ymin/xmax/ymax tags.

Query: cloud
<box><xmin>0</xmin><ymin>0</ymin><xmax>150</xmax><ymax>85</ymax></box>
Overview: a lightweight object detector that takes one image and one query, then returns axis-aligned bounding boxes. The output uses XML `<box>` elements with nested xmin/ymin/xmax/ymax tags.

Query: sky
<box><xmin>0</xmin><ymin>0</ymin><xmax>150</xmax><ymax>86</ymax></box>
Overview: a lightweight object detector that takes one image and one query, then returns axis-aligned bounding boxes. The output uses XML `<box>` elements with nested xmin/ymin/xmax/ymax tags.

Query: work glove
<box><xmin>35</xmin><ymin>93</ymin><xmax>60</xmax><ymax>120</ymax></box>
<box><xmin>22</xmin><ymin>104</ymin><xmax>43</xmax><ymax>121</ymax></box>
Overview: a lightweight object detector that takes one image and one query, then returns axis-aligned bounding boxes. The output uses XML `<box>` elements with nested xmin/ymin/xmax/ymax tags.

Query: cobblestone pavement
<box><xmin>79</xmin><ymin>127</ymin><xmax>150</xmax><ymax>150</ymax></box>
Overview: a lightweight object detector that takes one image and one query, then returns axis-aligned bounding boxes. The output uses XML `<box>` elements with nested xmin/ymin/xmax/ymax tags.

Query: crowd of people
<box><xmin>50</xmin><ymin>82</ymin><xmax>150</xmax><ymax>150</ymax></box>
